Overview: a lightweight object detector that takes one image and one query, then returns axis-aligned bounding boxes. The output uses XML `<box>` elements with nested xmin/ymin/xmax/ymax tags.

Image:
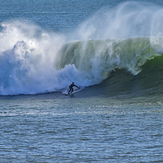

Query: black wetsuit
<box><xmin>68</xmin><ymin>83</ymin><xmax>78</xmax><ymax>94</ymax></box>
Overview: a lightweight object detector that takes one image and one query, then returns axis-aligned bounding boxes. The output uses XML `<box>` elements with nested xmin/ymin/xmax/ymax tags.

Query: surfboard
<box><xmin>63</xmin><ymin>88</ymin><xmax>82</xmax><ymax>96</ymax></box>
<box><xmin>70</xmin><ymin>88</ymin><xmax>82</xmax><ymax>94</ymax></box>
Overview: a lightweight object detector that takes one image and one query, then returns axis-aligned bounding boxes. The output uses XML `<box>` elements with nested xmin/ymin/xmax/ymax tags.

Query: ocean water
<box><xmin>0</xmin><ymin>0</ymin><xmax>163</xmax><ymax>162</ymax></box>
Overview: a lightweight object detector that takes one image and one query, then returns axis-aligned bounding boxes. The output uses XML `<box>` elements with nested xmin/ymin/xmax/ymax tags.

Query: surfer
<box><xmin>68</xmin><ymin>82</ymin><xmax>80</xmax><ymax>94</ymax></box>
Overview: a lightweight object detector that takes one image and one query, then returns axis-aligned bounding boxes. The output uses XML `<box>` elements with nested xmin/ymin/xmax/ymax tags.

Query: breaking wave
<box><xmin>1</xmin><ymin>2</ymin><xmax>163</xmax><ymax>95</ymax></box>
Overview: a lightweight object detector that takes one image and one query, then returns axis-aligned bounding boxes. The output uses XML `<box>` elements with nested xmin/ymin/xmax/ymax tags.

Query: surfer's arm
<box><xmin>74</xmin><ymin>85</ymin><xmax>80</xmax><ymax>89</ymax></box>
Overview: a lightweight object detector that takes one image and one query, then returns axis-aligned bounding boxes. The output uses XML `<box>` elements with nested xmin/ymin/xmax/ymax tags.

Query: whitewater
<box><xmin>0</xmin><ymin>1</ymin><xmax>163</xmax><ymax>162</ymax></box>
<box><xmin>1</xmin><ymin>1</ymin><xmax>163</xmax><ymax>95</ymax></box>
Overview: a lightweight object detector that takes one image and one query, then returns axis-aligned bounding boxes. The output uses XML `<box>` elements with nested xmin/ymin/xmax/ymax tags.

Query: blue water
<box><xmin>0</xmin><ymin>0</ymin><xmax>118</xmax><ymax>32</ymax></box>
<box><xmin>0</xmin><ymin>0</ymin><xmax>163</xmax><ymax>162</ymax></box>
<box><xmin>1</xmin><ymin>96</ymin><xmax>163</xmax><ymax>162</ymax></box>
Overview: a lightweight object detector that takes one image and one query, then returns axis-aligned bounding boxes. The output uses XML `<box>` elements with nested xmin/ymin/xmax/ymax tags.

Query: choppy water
<box><xmin>1</xmin><ymin>0</ymin><xmax>163</xmax><ymax>162</ymax></box>
<box><xmin>0</xmin><ymin>96</ymin><xmax>163</xmax><ymax>162</ymax></box>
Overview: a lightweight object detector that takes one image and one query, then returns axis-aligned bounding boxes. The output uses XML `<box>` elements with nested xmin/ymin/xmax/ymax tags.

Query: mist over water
<box><xmin>0</xmin><ymin>1</ymin><xmax>163</xmax><ymax>95</ymax></box>
<box><xmin>73</xmin><ymin>1</ymin><xmax>163</xmax><ymax>40</ymax></box>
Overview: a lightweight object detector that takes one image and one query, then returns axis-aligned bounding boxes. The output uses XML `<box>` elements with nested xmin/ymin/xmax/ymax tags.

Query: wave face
<box><xmin>56</xmin><ymin>37</ymin><xmax>160</xmax><ymax>77</ymax></box>
<box><xmin>56</xmin><ymin>37</ymin><xmax>163</xmax><ymax>96</ymax></box>
<box><xmin>1</xmin><ymin>2</ymin><xmax>163</xmax><ymax>95</ymax></box>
